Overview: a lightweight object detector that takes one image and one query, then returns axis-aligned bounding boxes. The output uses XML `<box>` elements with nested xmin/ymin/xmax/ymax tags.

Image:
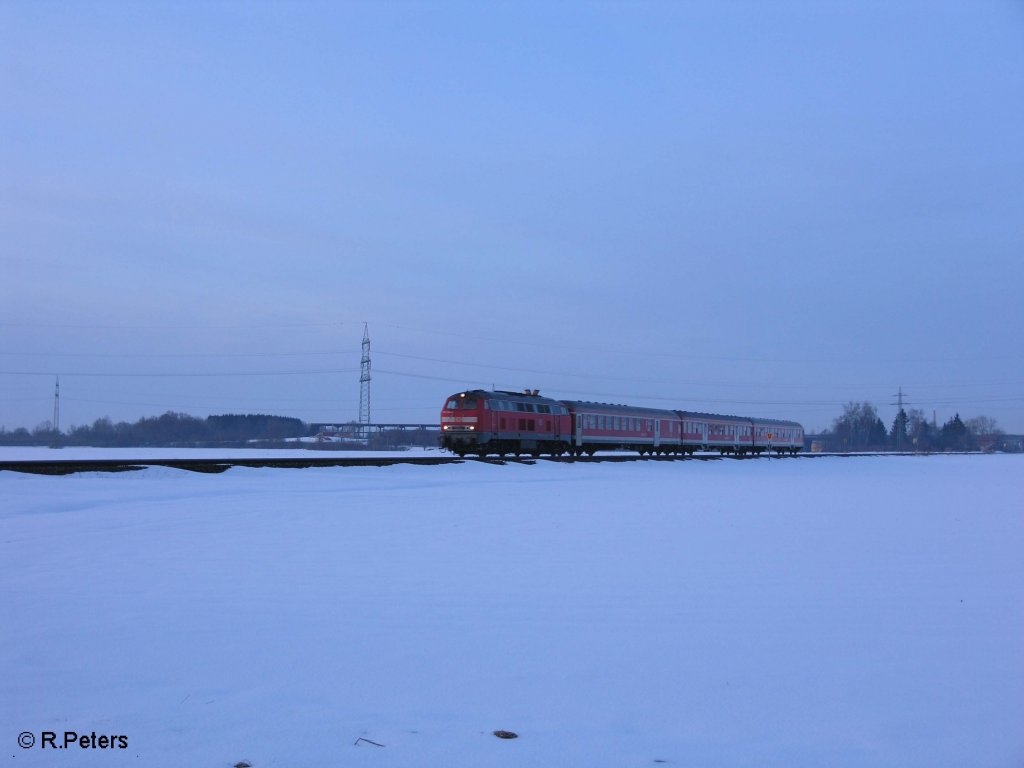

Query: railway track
<box><xmin>0</xmin><ymin>452</ymin><xmax>882</xmax><ymax>475</ymax></box>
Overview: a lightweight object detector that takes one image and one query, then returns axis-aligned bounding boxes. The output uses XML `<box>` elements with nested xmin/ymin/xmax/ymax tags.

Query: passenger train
<box><xmin>440</xmin><ymin>389</ymin><xmax>804</xmax><ymax>458</ymax></box>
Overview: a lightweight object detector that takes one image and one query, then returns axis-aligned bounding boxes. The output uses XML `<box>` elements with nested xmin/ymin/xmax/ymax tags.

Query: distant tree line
<box><xmin>0</xmin><ymin>412</ymin><xmax>314</xmax><ymax>447</ymax></box>
<box><xmin>819</xmin><ymin>401</ymin><xmax>1010</xmax><ymax>452</ymax></box>
<box><xmin>1</xmin><ymin>404</ymin><xmax>1013</xmax><ymax>452</ymax></box>
<box><xmin>0</xmin><ymin>412</ymin><xmax>442</xmax><ymax>449</ymax></box>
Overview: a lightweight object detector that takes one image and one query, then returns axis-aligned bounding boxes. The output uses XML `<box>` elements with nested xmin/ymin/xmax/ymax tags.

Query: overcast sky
<box><xmin>2</xmin><ymin>0</ymin><xmax>1023</xmax><ymax>434</ymax></box>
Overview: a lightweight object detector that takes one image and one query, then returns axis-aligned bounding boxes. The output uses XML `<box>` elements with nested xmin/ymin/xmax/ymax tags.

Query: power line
<box><xmin>58</xmin><ymin>396</ymin><xmax>438</xmax><ymax>415</ymax></box>
<box><xmin>360</xmin><ymin>321</ymin><xmax>1024</xmax><ymax>365</ymax></box>
<box><xmin>0</xmin><ymin>369</ymin><xmax>359</xmax><ymax>377</ymax></box>
<box><xmin>0</xmin><ymin>350</ymin><xmax>358</xmax><ymax>358</ymax></box>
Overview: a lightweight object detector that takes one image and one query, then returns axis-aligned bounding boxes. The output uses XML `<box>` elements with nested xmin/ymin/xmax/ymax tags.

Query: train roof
<box><xmin>558</xmin><ymin>400</ymin><xmax>680</xmax><ymax>417</ymax></box>
<box><xmin>445</xmin><ymin>391</ymin><xmax>802</xmax><ymax>428</ymax></box>
<box><xmin>676</xmin><ymin>411</ymin><xmax>804</xmax><ymax>428</ymax></box>
<box><xmin>451</xmin><ymin>389</ymin><xmax>564</xmax><ymax>404</ymax></box>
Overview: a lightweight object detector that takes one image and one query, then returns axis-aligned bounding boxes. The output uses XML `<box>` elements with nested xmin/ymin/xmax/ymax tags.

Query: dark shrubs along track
<box><xmin>0</xmin><ymin>452</ymin><xmax>895</xmax><ymax>476</ymax></box>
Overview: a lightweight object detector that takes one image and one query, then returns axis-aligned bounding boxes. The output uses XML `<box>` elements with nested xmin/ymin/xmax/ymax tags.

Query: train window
<box><xmin>464</xmin><ymin>398</ymin><xmax>477</xmax><ymax>409</ymax></box>
<box><xmin>516</xmin><ymin>403</ymin><xmax>526</xmax><ymax>411</ymax></box>
<box><xmin>483</xmin><ymin>400</ymin><xmax>490</xmax><ymax>410</ymax></box>
<box><xmin>445</xmin><ymin>399</ymin><xmax>459</xmax><ymax>409</ymax></box>
<box><xmin>528</xmin><ymin>419</ymin><xmax>535</xmax><ymax>431</ymax></box>
<box><xmin>538</xmin><ymin>405</ymin><xmax>550</xmax><ymax>414</ymax></box>
<box><xmin>600</xmin><ymin>416</ymin><xmax>606</xmax><ymax>430</ymax></box>
<box><xmin>518</xmin><ymin>418</ymin><xmax>526</xmax><ymax>430</ymax></box>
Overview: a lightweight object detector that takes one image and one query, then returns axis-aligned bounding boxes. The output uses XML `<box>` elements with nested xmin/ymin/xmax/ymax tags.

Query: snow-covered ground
<box><xmin>2</xmin><ymin>454</ymin><xmax>1022</xmax><ymax>767</ymax></box>
<box><xmin>0</xmin><ymin>446</ymin><xmax>437</xmax><ymax>461</ymax></box>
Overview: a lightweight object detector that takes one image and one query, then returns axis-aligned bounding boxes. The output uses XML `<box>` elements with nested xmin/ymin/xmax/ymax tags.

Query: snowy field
<box><xmin>2</xmin><ymin>454</ymin><xmax>1022</xmax><ymax>767</ymax></box>
<box><xmin>0</xmin><ymin>446</ymin><xmax>436</xmax><ymax>461</ymax></box>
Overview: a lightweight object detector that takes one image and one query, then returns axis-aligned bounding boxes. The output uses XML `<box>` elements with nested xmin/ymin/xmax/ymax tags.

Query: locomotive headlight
<box><xmin>468</xmin><ymin>426</ymin><xmax>475</xmax><ymax>430</ymax></box>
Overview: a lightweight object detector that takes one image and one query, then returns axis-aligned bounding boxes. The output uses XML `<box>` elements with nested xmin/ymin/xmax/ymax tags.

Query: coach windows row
<box><xmin>488</xmin><ymin>400</ymin><xmax>568</xmax><ymax>415</ymax></box>
<box><xmin>582</xmin><ymin>414</ymin><xmax>664</xmax><ymax>432</ymax></box>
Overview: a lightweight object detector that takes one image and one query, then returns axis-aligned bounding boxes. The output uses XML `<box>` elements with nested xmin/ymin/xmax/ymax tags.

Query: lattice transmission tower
<box><xmin>892</xmin><ymin>386</ymin><xmax>908</xmax><ymax>452</ymax></box>
<box><xmin>358</xmin><ymin>323</ymin><xmax>371</xmax><ymax>439</ymax></box>
<box><xmin>53</xmin><ymin>376</ymin><xmax>60</xmax><ymax>434</ymax></box>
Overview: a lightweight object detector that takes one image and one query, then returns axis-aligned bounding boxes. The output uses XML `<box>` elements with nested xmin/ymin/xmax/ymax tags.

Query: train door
<box><xmin>654</xmin><ymin>418</ymin><xmax>661</xmax><ymax>448</ymax></box>
<box><xmin>575</xmin><ymin>412</ymin><xmax>584</xmax><ymax>448</ymax></box>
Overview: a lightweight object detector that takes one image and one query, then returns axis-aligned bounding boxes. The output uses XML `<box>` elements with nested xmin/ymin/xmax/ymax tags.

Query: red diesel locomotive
<box><xmin>440</xmin><ymin>389</ymin><xmax>804</xmax><ymax>457</ymax></box>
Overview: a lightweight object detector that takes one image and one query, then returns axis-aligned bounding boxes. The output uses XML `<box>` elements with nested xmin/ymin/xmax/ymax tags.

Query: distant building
<box><xmin>993</xmin><ymin>434</ymin><xmax>1023</xmax><ymax>453</ymax></box>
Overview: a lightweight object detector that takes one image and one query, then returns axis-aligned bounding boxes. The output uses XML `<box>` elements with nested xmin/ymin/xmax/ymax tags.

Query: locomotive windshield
<box><xmin>445</xmin><ymin>396</ymin><xmax>478</xmax><ymax>410</ymax></box>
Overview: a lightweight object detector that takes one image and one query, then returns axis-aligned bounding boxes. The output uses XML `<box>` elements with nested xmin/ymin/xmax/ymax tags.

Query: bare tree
<box><xmin>964</xmin><ymin>415</ymin><xmax>1002</xmax><ymax>436</ymax></box>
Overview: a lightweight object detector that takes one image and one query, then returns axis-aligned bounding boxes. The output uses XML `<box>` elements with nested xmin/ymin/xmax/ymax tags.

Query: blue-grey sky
<box><xmin>3</xmin><ymin>1</ymin><xmax>1023</xmax><ymax>434</ymax></box>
